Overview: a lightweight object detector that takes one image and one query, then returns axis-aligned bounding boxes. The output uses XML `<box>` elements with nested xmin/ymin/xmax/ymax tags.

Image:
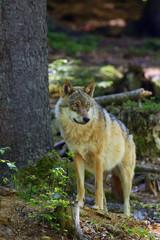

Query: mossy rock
<box><xmin>18</xmin><ymin>165</ymin><xmax>37</xmax><ymax>186</ymax></box>
<box><xmin>18</xmin><ymin>153</ymin><xmax>61</xmax><ymax>187</ymax></box>
<box><xmin>36</xmin><ymin>156</ymin><xmax>58</xmax><ymax>179</ymax></box>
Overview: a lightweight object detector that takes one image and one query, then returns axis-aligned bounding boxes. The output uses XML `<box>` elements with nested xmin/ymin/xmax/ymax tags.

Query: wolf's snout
<box><xmin>83</xmin><ymin>116</ymin><xmax>90</xmax><ymax>123</ymax></box>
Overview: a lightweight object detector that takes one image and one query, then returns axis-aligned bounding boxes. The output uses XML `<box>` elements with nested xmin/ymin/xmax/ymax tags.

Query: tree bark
<box><xmin>0</xmin><ymin>0</ymin><xmax>53</xmax><ymax>181</ymax></box>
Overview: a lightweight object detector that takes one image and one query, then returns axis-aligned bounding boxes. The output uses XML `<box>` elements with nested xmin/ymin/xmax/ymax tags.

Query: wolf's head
<box><xmin>60</xmin><ymin>80</ymin><xmax>95</xmax><ymax>125</ymax></box>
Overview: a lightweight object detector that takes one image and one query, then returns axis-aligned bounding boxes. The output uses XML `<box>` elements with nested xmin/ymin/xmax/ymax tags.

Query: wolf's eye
<box><xmin>86</xmin><ymin>103</ymin><xmax>90</xmax><ymax>110</ymax></box>
<box><xmin>73</xmin><ymin>103</ymin><xmax>79</xmax><ymax>108</ymax></box>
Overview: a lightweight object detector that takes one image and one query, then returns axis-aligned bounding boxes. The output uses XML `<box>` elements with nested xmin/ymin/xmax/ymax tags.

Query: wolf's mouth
<box><xmin>73</xmin><ymin>118</ymin><xmax>88</xmax><ymax>125</ymax></box>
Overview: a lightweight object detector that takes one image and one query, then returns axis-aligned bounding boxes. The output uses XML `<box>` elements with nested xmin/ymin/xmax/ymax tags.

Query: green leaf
<box><xmin>7</xmin><ymin>162</ymin><xmax>17</xmax><ymax>170</ymax></box>
<box><xmin>0</xmin><ymin>149</ymin><xmax>5</xmax><ymax>155</ymax></box>
<box><xmin>0</xmin><ymin>160</ymin><xmax>5</xmax><ymax>163</ymax></box>
<box><xmin>54</xmin><ymin>193</ymin><xmax>60</xmax><ymax>199</ymax></box>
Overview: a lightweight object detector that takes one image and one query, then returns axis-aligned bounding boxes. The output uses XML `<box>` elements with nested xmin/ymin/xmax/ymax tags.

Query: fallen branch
<box><xmin>58</xmin><ymin>201</ymin><xmax>88</xmax><ymax>240</ymax></box>
<box><xmin>95</xmin><ymin>88</ymin><xmax>152</xmax><ymax>106</ymax></box>
<box><xmin>135</xmin><ymin>164</ymin><xmax>160</xmax><ymax>174</ymax></box>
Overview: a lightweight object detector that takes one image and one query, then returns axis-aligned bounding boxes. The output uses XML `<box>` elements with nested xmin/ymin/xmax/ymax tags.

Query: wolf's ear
<box><xmin>61</xmin><ymin>80</ymin><xmax>74</xmax><ymax>97</ymax></box>
<box><xmin>83</xmin><ymin>82</ymin><xmax>95</xmax><ymax>97</ymax></box>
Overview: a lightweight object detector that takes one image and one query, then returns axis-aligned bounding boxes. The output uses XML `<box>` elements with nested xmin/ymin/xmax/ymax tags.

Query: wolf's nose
<box><xmin>83</xmin><ymin>116</ymin><xmax>90</xmax><ymax>123</ymax></box>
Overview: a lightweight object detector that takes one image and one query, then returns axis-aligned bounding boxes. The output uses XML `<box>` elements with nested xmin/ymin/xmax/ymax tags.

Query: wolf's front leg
<box><xmin>74</xmin><ymin>153</ymin><xmax>85</xmax><ymax>207</ymax></box>
<box><xmin>94</xmin><ymin>159</ymin><xmax>103</xmax><ymax>209</ymax></box>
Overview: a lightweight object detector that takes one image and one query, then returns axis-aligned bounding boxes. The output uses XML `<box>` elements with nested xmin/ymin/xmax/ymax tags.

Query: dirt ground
<box><xmin>0</xmin><ymin>187</ymin><xmax>160</xmax><ymax>240</ymax></box>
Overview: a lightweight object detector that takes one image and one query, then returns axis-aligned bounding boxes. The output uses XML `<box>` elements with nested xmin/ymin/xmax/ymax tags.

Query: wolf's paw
<box><xmin>76</xmin><ymin>200</ymin><xmax>84</xmax><ymax>208</ymax></box>
<box><xmin>92</xmin><ymin>205</ymin><xmax>103</xmax><ymax>210</ymax></box>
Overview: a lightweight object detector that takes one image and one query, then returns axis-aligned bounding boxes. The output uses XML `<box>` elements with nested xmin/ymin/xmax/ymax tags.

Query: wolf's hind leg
<box><xmin>103</xmin><ymin>171</ymin><xmax>108</xmax><ymax>211</ymax></box>
<box><xmin>74</xmin><ymin>153</ymin><xmax>85</xmax><ymax>207</ymax></box>
<box><xmin>119</xmin><ymin>165</ymin><xmax>133</xmax><ymax>216</ymax></box>
<box><xmin>120</xmin><ymin>141</ymin><xmax>135</xmax><ymax>215</ymax></box>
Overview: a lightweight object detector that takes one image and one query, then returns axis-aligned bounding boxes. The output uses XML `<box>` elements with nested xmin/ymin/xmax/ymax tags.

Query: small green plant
<box><xmin>127</xmin><ymin>46</ymin><xmax>152</xmax><ymax>56</ymax></box>
<box><xmin>89</xmin><ymin>220</ymin><xmax>98</xmax><ymax>225</ymax></box>
<box><xmin>122</xmin><ymin>97</ymin><xmax>160</xmax><ymax>112</ymax></box>
<box><xmin>28</xmin><ymin>167</ymin><xmax>69</xmax><ymax>230</ymax></box>
<box><xmin>19</xmin><ymin>150</ymin><xmax>75</xmax><ymax>231</ymax></box>
<box><xmin>124</xmin><ymin>224</ymin><xmax>156</xmax><ymax>240</ymax></box>
<box><xmin>0</xmin><ymin>147</ymin><xmax>73</xmax><ymax>231</ymax></box>
<box><xmin>0</xmin><ymin>147</ymin><xmax>18</xmax><ymax>187</ymax></box>
<box><xmin>80</xmin><ymin>211</ymin><xmax>87</xmax><ymax>217</ymax></box>
<box><xmin>133</xmin><ymin>201</ymin><xmax>160</xmax><ymax>210</ymax></box>
<box><xmin>0</xmin><ymin>159</ymin><xmax>17</xmax><ymax>172</ymax></box>
<box><xmin>0</xmin><ymin>147</ymin><xmax>11</xmax><ymax>155</ymax></box>
<box><xmin>141</xmin><ymin>97</ymin><xmax>160</xmax><ymax>112</ymax></box>
<box><xmin>122</xmin><ymin>100</ymin><xmax>138</xmax><ymax>109</ymax></box>
<box><xmin>126</xmin><ymin>38</ymin><xmax>160</xmax><ymax>56</ymax></box>
<box><xmin>144</xmin><ymin>38</ymin><xmax>160</xmax><ymax>51</ymax></box>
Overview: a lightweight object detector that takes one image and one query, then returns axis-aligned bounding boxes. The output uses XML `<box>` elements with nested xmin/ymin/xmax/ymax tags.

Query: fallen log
<box><xmin>95</xmin><ymin>88</ymin><xmax>152</xmax><ymax>106</ymax></box>
<box><xmin>135</xmin><ymin>165</ymin><xmax>160</xmax><ymax>174</ymax></box>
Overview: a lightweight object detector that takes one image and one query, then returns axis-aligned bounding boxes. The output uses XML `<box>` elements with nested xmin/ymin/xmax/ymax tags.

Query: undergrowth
<box><xmin>126</xmin><ymin>38</ymin><xmax>160</xmax><ymax>56</ymax></box>
<box><xmin>0</xmin><ymin>148</ymin><xmax>75</xmax><ymax>231</ymax></box>
<box><xmin>122</xmin><ymin>97</ymin><xmax>160</xmax><ymax>113</ymax></box>
<box><xmin>48</xmin><ymin>31</ymin><xmax>100</xmax><ymax>56</ymax></box>
<box><xmin>0</xmin><ymin>148</ymin><xmax>158</xmax><ymax>238</ymax></box>
<box><xmin>48</xmin><ymin>58</ymin><xmax>123</xmax><ymax>97</ymax></box>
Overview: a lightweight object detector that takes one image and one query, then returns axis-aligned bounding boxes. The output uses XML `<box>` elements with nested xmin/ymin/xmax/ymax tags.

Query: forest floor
<box><xmin>0</xmin><ymin>186</ymin><xmax>160</xmax><ymax>240</ymax></box>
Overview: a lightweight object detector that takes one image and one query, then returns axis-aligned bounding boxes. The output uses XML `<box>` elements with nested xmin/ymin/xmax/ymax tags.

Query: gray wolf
<box><xmin>55</xmin><ymin>80</ymin><xmax>136</xmax><ymax>215</ymax></box>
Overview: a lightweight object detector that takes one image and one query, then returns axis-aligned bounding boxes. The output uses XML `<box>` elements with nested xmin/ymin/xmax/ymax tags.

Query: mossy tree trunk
<box><xmin>0</xmin><ymin>0</ymin><xmax>53</xmax><ymax>181</ymax></box>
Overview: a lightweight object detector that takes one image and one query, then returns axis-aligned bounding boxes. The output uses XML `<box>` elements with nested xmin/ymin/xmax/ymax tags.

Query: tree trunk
<box><xmin>138</xmin><ymin>0</ymin><xmax>160</xmax><ymax>37</ymax></box>
<box><xmin>0</xmin><ymin>0</ymin><xmax>53</xmax><ymax>181</ymax></box>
